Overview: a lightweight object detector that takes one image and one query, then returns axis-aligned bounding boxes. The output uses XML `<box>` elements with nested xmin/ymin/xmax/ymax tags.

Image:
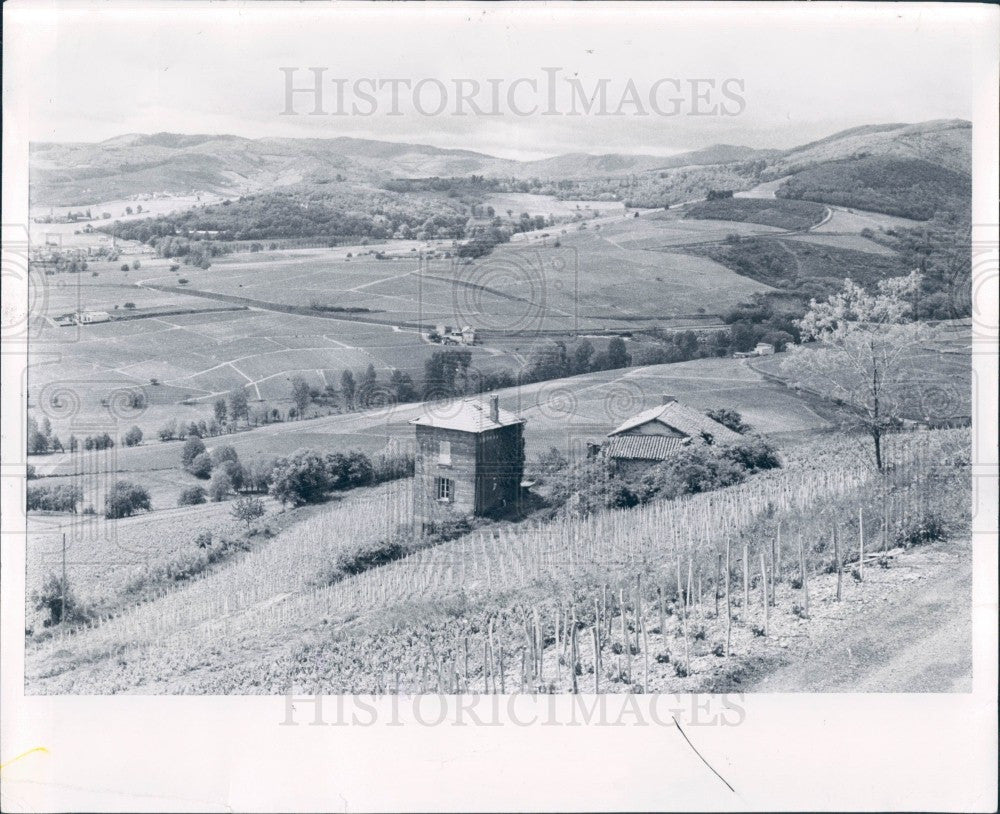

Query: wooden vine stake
<box><xmin>759</xmin><ymin>548</ymin><xmax>769</xmax><ymax>636</ymax></box>
<box><xmin>743</xmin><ymin>541</ymin><xmax>750</xmax><ymax>613</ymax></box>
<box><xmin>858</xmin><ymin>507</ymin><xmax>865</xmax><ymax>583</ymax></box>
<box><xmin>833</xmin><ymin>523</ymin><xmax>842</xmax><ymax>602</ymax></box>
<box><xmin>725</xmin><ymin>535</ymin><xmax>732</xmax><ymax>657</ymax></box>
<box><xmin>592</xmin><ymin>628</ymin><xmax>600</xmax><ymax>693</ymax></box>
<box><xmin>798</xmin><ymin>535</ymin><xmax>809</xmax><ymax>619</ymax></box>
<box><xmin>714</xmin><ymin>552</ymin><xmax>722</xmax><ymax>618</ymax></box>
<box><xmin>641</xmin><ymin>618</ymin><xmax>650</xmax><ymax>693</ymax></box>
<box><xmin>658</xmin><ymin>587</ymin><xmax>667</xmax><ymax>649</ymax></box>
<box><xmin>676</xmin><ymin>555</ymin><xmax>690</xmax><ymax>669</ymax></box>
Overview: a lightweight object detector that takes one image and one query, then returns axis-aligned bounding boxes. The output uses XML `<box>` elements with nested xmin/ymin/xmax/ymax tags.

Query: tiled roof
<box><xmin>608</xmin><ymin>401</ymin><xmax>743</xmax><ymax>443</ymax></box>
<box><xmin>604</xmin><ymin>435</ymin><xmax>687</xmax><ymax>461</ymax></box>
<box><xmin>409</xmin><ymin>398</ymin><xmax>525</xmax><ymax>433</ymax></box>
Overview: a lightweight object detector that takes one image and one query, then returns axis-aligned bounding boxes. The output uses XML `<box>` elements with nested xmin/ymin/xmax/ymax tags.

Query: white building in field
<box><xmin>78</xmin><ymin>310</ymin><xmax>111</xmax><ymax>324</ymax></box>
<box><xmin>754</xmin><ymin>342</ymin><xmax>776</xmax><ymax>356</ymax></box>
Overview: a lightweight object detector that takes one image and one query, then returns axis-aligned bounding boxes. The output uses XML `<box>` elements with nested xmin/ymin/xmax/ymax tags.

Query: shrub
<box><xmin>178</xmin><ymin>486</ymin><xmax>207</xmax><ymax>506</ymax></box>
<box><xmin>195</xmin><ymin>530</ymin><xmax>213</xmax><ymax>549</ymax></box>
<box><xmin>719</xmin><ymin>436</ymin><xmax>781</xmax><ymax>472</ymax></box>
<box><xmin>705</xmin><ymin>407</ymin><xmax>750</xmax><ymax>434</ymax></box>
<box><xmin>104</xmin><ymin>481</ymin><xmax>152</xmax><ymax>518</ymax></box>
<box><xmin>893</xmin><ymin>512</ymin><xmax>947</xmax><ymax>548</ymax></box>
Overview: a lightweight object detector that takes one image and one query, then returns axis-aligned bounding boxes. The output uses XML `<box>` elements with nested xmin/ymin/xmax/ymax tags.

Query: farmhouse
<box><xmin>603</xmin><ymin>395</ymin><xmax>741</xmax><ymax>478</ymax></box>
<box><xmin>755</xmin><ymin>342</ymin><xmax>776</xmax><ymax>356</ymax></box>
<box><xmin>78</xmin><ymin>310</ymin><xmax>111</xmax><ymax>324</ymax></box>
<box><xmin>410</xmin><ymin>396</ymin><xmax>525</xmax><ymax>530</ymax></box>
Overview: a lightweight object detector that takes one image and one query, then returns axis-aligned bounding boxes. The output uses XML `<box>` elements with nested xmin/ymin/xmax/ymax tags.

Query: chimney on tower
<box><xmin>490</xmin><ymin>395</ymin><xmax>500</xmax><ymax>423</ymax></box>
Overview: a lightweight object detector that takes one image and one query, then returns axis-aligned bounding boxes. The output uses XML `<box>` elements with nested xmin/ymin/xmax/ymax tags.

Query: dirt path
<box><xmin>748</xmin><ymin>542</ymin><xmax>972</xmax><ymax>692</ymax></box>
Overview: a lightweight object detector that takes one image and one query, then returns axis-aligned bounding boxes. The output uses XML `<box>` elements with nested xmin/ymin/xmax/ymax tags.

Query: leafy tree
<box><xmin>210</xmin><ymin>445</ymin><xmax>239</xmax><ymax>466</ymax></box>
<box><xmin>389</xmin><ymin>369</ymin><xmax>417</xmax><ymax>403</ymax></box>
<box><xmin>123</xmin><ymin>425</ymin><xmax>144</xmax><ymax>447</ymax></box>
<box><xmin>228</xmin><ymin>388</ymin><xmax>250</xmax><ymax>425</ymax></box>
<box><xmin>220</xmin><ymin>460</ymin><xmax>246</xmax><ymax>491</ymax></box>
<box><xmin>181</xmin><ymin>436</ymin><xmax>206</xmax><ymax>468</ymax></box>
<box><xmin>158</xmin><ymin>419</ymin><xmax>178</xmax><ymax>441</ymax></box>
<box><xmin>189</xmin><ymin>452</ymin><xmax>213</xmax><ymax>480</ymax></box>
<box><xmin>27</xmin><ymin>426</ymin><xmax>49</xmax><ymax>455</ymax></box>
<box><xmin>208</xmin><ymin>470</ymin><xmax>233</xmax><ymax>502</ymax></box>
<box><xmin>213</xmin><ymin>398</ymin><xmax>228</xmax><ymax>424</ymax></box>
<box><xmin>291</xmin><ymin>376</ymin><xmax>311</xmax><ymax>417</ymax></box>
<box><xmin>340</xmin><ymin>370</ymin><xmax>356</xmax><ymax>410</ymax></box>
<box><xmin>104</xmin><ymin>481</ymin><xmax>152</xmax><ymax>518</ymax></box>
<box><xmin>231</xmin><ymin>496</ymin><xmax>265</xmax><ymax>530</ymax></box>
<box><xmin>783</xmin><ymin>272</ymin><xmax>928</xmax><ymax>470</ymax></box>
<box><xmin>246</xmin><ymin>456</ymin><xmax>277</xmax><ymax>493</ymax></box>
<box><xmin>607</xmin><ymin>337</ymin><xmax>631</xmax><ymax>369</ymax></box>
<box><xmin>269</xmin><ymin>449</ymin><xmax>331</xmax><ymax>507</ymax></box>
<box><xmin>571</xmin><ymin>339</ymin><xmax>595</xmax><ymax>374</ymax></box>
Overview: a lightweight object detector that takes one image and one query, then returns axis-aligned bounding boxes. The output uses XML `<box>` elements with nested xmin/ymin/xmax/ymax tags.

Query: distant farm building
<box><xmin>432</xmin><ymin>324</ymin><xmax>476</xmax><ymax>345</ymax></box>
<box><xmin>603</xmin><ymin>396</ymin><xmax>741</xmax><ymax>478</ymax></box>
<box><xmin>735</xmin><ymin>342</ymin><xmax>776</xmax><ymax>359</ymax></box>
<box><xmin>78</xmin><ymin>310</ymin><xmax>111</xmax><ymax>324</ymax></box>
<box><xmin>410</xmin><ymin>396</ymin><xmax>525</xmax><ymax>530</ymax></box>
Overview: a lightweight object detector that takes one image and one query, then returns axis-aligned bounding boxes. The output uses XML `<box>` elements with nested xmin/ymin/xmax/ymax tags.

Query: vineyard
<box><xmin>26</xmin><ymin>429</ymin><xmax>970</xmax><ymax>694</ymax></box>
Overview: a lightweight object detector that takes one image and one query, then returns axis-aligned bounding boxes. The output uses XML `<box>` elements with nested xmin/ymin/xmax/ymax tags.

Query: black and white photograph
<box><xmin>2</xmin><ymin>2</ymin><xmax>997</xmax><ymax>811</ymax></box>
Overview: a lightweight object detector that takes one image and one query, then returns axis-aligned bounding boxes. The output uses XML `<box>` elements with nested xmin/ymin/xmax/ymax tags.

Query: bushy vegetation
<box><xmin>269</xmin><ymin>448</ymin><xmax>412</xmax><ymax>508</ymax></box>
<box><xmin>104</xmin><ymin>481</ymin><xmax>152</xmax><ymax>519</ymax></box>
<box><xmin>694</xmin><ymin>235</ymin><xmax>909</xmax><ymax>300</ymax></box>
<box><xmin>542</xmin><ymin>436</ymin><xmax>782</xmax><ymax>516</ymax></box>
<box><xmin>685</xmin><ymin>198</ymin><xmax>826</xmax><ymax>230</ymax></box>
<box><xmin>705</xmin><ymin>408</ymin><xmax>750</xmax><ymax>434</ymax></box>
<box><xmin>31</xmin><ymin>574</ymin><xmax>92</xmax><ymax>627</ymax></box>
<box><xmin>776</xmin><ymin>156</ymin><xmax>970</xmax><ymax>221</ymax></box>
<box><xmin>98</xmin><ymin>190</ymin><xmax>549</xmax><ymax>260</ymax></box>
<box><xmin>178</xmin><ymin>486</ymin><xmax>207</xmax><ymax>506</ymax></box>
<box><xmin>27</xmin><ymin>483</ymin><xmax>82</xmax><ymax>513</ymax></box>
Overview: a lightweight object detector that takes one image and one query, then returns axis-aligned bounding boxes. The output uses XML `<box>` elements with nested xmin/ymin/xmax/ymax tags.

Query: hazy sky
<box><xmin>10</xmin><ymin>1</ymin><xmax>984</xmax><ymax>159</ymax></box>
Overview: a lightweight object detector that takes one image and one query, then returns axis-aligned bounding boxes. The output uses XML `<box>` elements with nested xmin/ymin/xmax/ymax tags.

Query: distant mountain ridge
<box><xmin>30</xmin><ymin>118</ymin><xmax>970</xmax><ymax>206</ymax></box>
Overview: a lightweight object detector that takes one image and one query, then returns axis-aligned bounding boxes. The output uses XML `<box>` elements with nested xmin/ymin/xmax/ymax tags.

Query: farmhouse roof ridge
<box><xmin>604</xmin><ymin>434</ymin><xmax>687</xmax><ymax>461</ymax></box>
<box><xmin>409</xmin><ymin>397</ymin><xmax>525</xmax><ymax>433</ymax></box>
<box><xmin>608</xmin><ymin>400</ymin><xmax>742</xmax><ymax>442</ymax></box>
